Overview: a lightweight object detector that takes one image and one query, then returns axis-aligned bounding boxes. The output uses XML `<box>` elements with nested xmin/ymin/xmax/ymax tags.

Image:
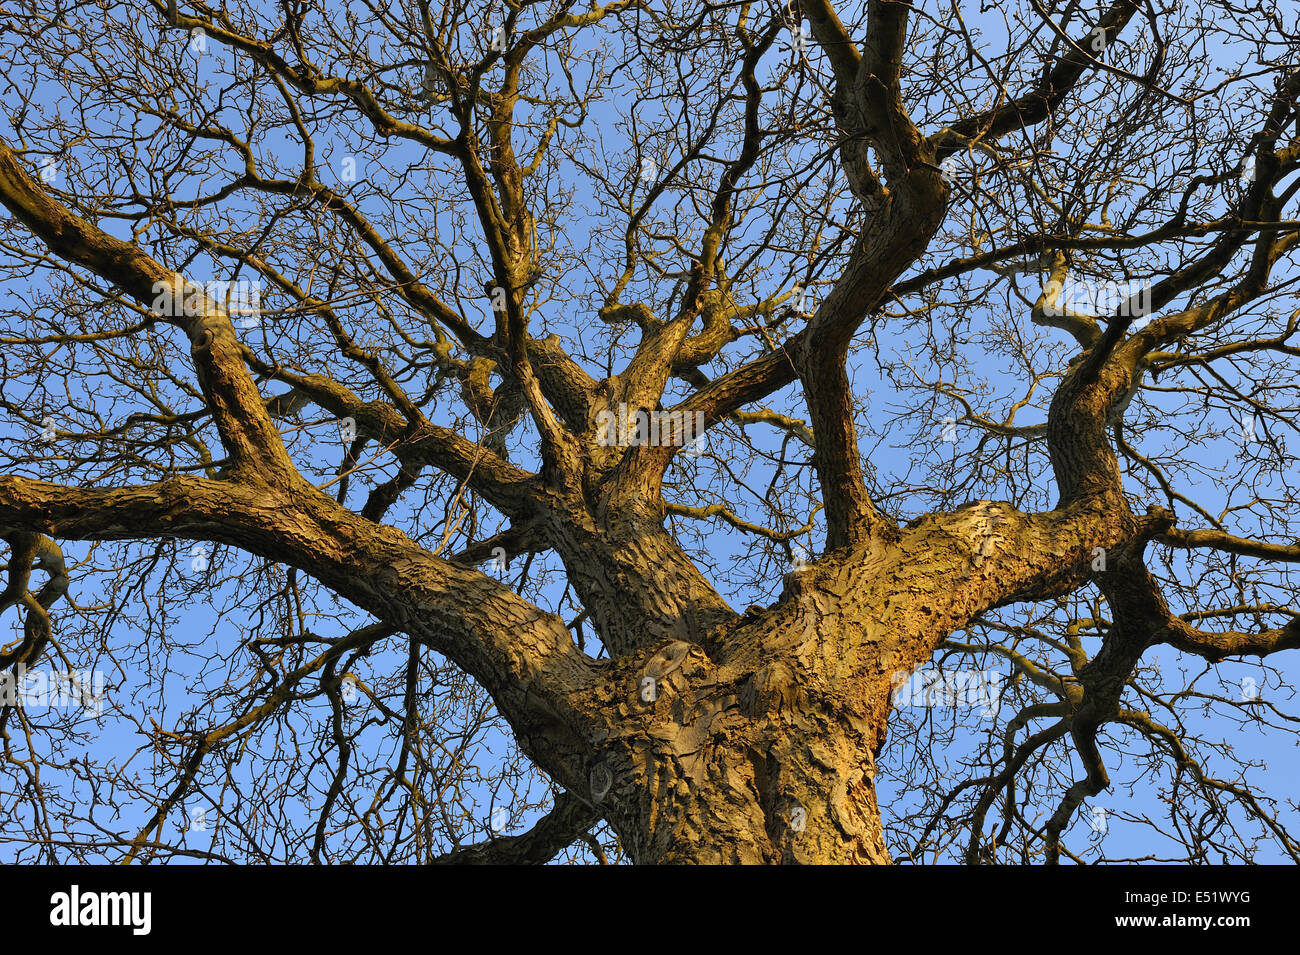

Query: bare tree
<box><xmin>1</xmin><ymin>0</ymin><xmax>1298</xmax><ymax>864</ymax></box>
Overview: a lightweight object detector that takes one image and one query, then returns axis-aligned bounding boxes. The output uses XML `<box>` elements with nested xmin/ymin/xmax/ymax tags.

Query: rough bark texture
<box><xmin>2</xmin><ymin>0</ymin><xmax>1297</xmax><ymax>865</ymax></box>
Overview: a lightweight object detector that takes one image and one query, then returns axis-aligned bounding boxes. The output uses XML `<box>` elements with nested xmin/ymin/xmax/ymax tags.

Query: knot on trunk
<box><xmin>742</xmin><ymin>661</ymin><xmax>805</xmax><ymax>718</ymax></box>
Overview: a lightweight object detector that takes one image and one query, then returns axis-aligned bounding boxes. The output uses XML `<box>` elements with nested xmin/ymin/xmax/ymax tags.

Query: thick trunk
<box><xmin>581</xmin><ymin>635</ymin><xmax>897</xmax><ymax>864</ymax></box>
<box><xmin>560</xmin><ymin>495</ymin><xmax>1167</xmax><ymax>864</ymax></box>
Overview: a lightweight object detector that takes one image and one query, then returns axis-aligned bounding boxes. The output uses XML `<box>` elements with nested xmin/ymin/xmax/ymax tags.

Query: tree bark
<box><xmin>547</xmin><ymin>495</ymin><xmax>1171</xmax><ymax>864</ymax></box>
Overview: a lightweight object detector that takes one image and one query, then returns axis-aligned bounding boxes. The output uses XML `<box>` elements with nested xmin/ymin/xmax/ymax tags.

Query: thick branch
<box><xmin>429</xmin><ymin>792</ymin><xmax>600</xmax><ymax>865</ymax></box>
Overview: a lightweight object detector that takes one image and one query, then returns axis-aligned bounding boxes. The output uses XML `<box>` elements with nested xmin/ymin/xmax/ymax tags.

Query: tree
<box><xmin>1</xmin><ymin>0</ymin><xmax>1298</xmax><ymax>865</ymax></box>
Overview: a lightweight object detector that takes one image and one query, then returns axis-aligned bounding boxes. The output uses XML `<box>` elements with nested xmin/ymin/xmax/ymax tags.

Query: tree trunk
<box><xmin>578</xmin><ymin>632</ymin><xmax>898</xmax><ymax>864</ymax></box>
<box><xmin>553</xmin><ymin>492</ymin><xmax>1170</xmax><ymax>864</ymax></box>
